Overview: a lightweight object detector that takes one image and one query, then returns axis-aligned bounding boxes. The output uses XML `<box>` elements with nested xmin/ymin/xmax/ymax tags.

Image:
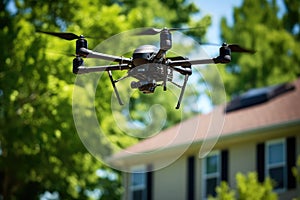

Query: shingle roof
<box><xmin>110</xmin><ymin>78</ymin><xmax>300</xmax><ymax>160</ymax></box>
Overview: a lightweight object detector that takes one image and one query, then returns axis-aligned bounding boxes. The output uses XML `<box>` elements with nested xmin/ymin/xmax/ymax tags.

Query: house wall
<box><xmin>122</xmin><ymin>127</ymin><xmax>300</xmax><ymax>200</ymax></box>
<box><xmin>195</xmin><ymin>132</ymin><xmax>300</xmax><ymax>200</ymax></box>
<box><xmin>153</xmin><ymin>156</ymin><xmax>187</xmax><ymax>200</ymax></box>
<box><xmin>229</xmin><ymin>141</ymin><xmax>257</xmax><ymax>187</ymax></box>
<box><xmin>227</xmin><ymin>134</ymin><xmax>300</xmax><ymax>200</ymax></box>
<box><xmin>122</xmin><ymin>172</ymin><xmax>129</xmax><ymax>200</ymax></box>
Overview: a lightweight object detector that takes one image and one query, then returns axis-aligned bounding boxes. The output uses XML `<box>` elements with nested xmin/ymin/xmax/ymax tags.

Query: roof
<box><xmin>109</xmin><ymin>78</ymin><xmax>300</xmax><ymax>163</ymax></box>
<box><xmin>226</xmin><ymin>82</ymin><xmax>295</xmax><ymax>112</ymax></box>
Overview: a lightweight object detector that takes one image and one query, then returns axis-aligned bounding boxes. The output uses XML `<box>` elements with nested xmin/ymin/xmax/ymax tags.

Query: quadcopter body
<box><xmin>130</xmin><ymin>45</ymin><xmax>165</xmax><ymax>94</ymax></box>
<box><xmin>38</xmin><ymin>28</ymin><xmax>255</xmax><ymax>109</ymax></box>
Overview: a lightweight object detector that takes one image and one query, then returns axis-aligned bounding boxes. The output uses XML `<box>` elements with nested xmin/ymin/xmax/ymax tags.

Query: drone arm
<box><xmin>171</xmin><ymin>66</ymin><xmax>192</xmax><ymax>75</ymax></box>
<box><xmin>79</xmin><ymin>48</ymin><xmax>132</xmax><ymax>64</ymax></box>
<box><xmin>75</xmin><ymin>64</ymin><xmax>130</xmax><ymax>74</ymax></box>
<box><xmin>168</xmin><ymin>55</ymin><xmax>233</xmax><ymax>67</ymax></box>
<box><xmin>168</xmin><ymin>58</ymin><xmax>215</xmax><ymax>67</ymax></box>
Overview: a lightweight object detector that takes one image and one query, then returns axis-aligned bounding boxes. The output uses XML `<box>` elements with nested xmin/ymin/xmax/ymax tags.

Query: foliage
<box><xmin>292</xmin><ymin>155</ymin><xmax>300</xmax><ymax>200</ymax></box>
<box><xmin>209</xmin><ymin>181</ymin><xmax>235</xmax><ymax>200</ymax></box>
<box><xmin>0</xmin><ymin>0</ymin><xmax>210</xmax><ymax>199</ymax></box>
<box><xmin>220</xmin><ymin>0</ymin><xmax>300</xmax><ymax>98</ymax></box>
<box><xmin>114</xmin><ymin>0</ymin><xmax>199</xmax><ymax>27</ymax></box>
<box><xmin>236</xmin><ymin>173</ymin><xmax>277</xmax><ymax>200</ymax></box>
<box><xmin>282</xmin><ymin>0</ymin><xmax>300</xmax><ymax>40</ymax></box>
<box><xmin>209</xmin><ymin>172</ymin><xmax>277</xmax><ymax>200</ymax></box>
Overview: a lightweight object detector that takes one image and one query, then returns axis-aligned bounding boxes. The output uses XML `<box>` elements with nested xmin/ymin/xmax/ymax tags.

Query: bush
<box><xmin>209</xmin><ymin>172</ymin><xmax>277</xmax><ymax>200</ymax></box>
<box><xmin>292</xmin><ymin>156</ymin><xmax>300</xmax><ymax>200</ymax></box>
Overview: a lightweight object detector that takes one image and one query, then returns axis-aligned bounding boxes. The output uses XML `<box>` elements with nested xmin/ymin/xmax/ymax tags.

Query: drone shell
<box><xmin>132</xmin><ymin>45</ymin><xmax>158</xmax><ymax>66</ymax></box>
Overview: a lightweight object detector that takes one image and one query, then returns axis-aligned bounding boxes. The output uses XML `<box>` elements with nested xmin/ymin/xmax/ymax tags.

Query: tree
<box><xmin>0</xmin><ymin>0</ymin><xmax>210</xmax><ymax>199</ymax></box>
<box><xmin>282</xmin><ymin>0</ymin><xmax>300</xmax><ymax>40</ymax></box>
<box><xmin>219</xmin><ymin>0</ymin><xmax>300</xmax><ymax>97</ymax></box>
<box><xmin>0</xmin><ymin>1</ymin><xmax>122</xmax><ymax>199</ymax></box>
<box><xmin>209</xmin><ymin>172</ymin><xmax>277</xmax><ymax>200</ymax></box>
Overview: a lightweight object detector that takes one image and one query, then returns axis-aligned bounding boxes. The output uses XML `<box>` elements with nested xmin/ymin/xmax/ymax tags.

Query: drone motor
<box><xmin>76</xmin><ymin>36</ymin><xmax>88</xmax><ymax>57</ymax></box>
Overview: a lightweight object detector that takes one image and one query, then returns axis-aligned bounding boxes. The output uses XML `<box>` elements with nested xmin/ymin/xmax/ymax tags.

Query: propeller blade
<box><xmin>169</xmin><ymin>27</ymin><xmax>204</xmax><ymax>32</ymax></box>
<box><xmin>136</xmin><ymin>27</ymin><xmax>205</xmax><ymax>35</ymax></box>
<box><xmin>136</xmin><ymin>28</ymin><xmax>163</xmax><ymax>35</ymax></box>
<box><xmin>37</xmin><ymin>30</ymin><xmax>83</xmax><ymax>40</ymax></box>
<box><xmin>198</xmin><ymin>42</ymin><xmax>220</xmax><ymax>46</ymax></box>
<box><xmin>228</xmin><ymin>44</ymin><xmax>256</xmax><ymax>54</ymax></box>
<box><xmin>199</xmin><ymin>43</ymin><xmax>255</xmax><ymax>54</ymax></box>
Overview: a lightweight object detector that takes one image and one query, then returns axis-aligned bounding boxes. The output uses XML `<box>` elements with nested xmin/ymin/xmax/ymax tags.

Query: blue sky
<box><xmin>193</xmin><ymin>0</ymin><xmax>287</xmax><ymax>43</ymax></box>
<box><xmin>192</xmin><ymin>0</ymin><xmax>243</xmax><ymax>43</ymax></box>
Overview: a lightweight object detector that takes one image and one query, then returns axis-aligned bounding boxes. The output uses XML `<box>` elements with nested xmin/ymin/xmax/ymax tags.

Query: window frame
<box><xmin>202</xmin><ymin>150</ymin><xmax>221</xmax><ymax>199</ymax></box>
<box><xmin>265</xmin><ymin>138</ymin><xmax>287</xmax><ymax>192</ymax></box>
<box><xmin>129</xmin><ymin>165</ymin><xmax>147</xmax><ymax>200</ymax></box>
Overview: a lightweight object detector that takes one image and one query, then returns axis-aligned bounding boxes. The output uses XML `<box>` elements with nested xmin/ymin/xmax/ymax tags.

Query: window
<box><xmin>130</xmin><ymin>166</ymin><xmax>147</xmax><ymax>200</ymax></box>
<box><xmin>203</xmin><ymin>151</ymin><xmax>221</xmax><ymax>198</ymax></box>
<box><xmin>266</xmin><ymin>139</ymin><xmax>286</xmax><ymax>191</ymax></box>
<box><xmin>257</xmin><ymin>137</ymin><xmax>296</xmax><ymax>190</ymax></box>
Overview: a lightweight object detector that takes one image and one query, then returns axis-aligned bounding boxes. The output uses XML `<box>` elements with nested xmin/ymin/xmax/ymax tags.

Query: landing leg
<box><xmin>107</xmin><ymin>70</ymin><xmax>123</xmax><ymax>105</ymax></box>
<box><xmin>175</xmin><ymin>74</ymin><xmax>189</xmax><ymax>109</ymax></box>
<box><xmin>163</xmin><ymin>65</ymin><xmax>168</xmax><ymax>91</ymax></box>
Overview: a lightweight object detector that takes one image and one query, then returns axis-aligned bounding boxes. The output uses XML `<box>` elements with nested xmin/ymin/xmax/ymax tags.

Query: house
<box><xmin>108</xmin><ymin>78</ymin><xmax>300</xmax><ymax>200</ymax></box>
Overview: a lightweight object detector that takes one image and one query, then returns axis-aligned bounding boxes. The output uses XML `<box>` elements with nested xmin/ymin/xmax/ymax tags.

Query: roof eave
<box><xmin>107</xmin><ymin>119</ymin><xmax>300</xmax><ymax>167</ymax></box>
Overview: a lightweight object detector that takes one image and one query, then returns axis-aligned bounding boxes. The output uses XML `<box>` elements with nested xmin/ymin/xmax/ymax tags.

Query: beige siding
<box><xmin>229</xmin><ymin>141</ymin><xmax>256</xmax><ymax>187</ymax></box>
<box><xmin>153</xmin><ymin>157</ymin><xmax>187</xmax><ymax>200</ymax></box>
<box><xmin>195</xmin><ymin>156</ymin><xmax>202</xmax><ymax>200</ymax></box>
<box><xmin>122</xmin><ymin>172</ymin><xmax>129</xmax><ymax>200</ymax></box>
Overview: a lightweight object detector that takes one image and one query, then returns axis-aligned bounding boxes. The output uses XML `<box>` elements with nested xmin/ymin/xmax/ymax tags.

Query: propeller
<box><xmin>36</xmin><ymin>30</ymin><xmax>84</xmax><ymax>40</ymax></box>
<box><xmin>136</xmin><ymin>28</ymin><xmax>255</xmax><ymax>53</ymax></box>
<box><xmin>225</xmin><ymin>43</ymin><xmax>255</xmax><ymax>54</ymax></box>
<box><xmin>201</xmin><ymin>42</ymin><xmax>255</xmax><ymax>54</ymax></box>
<box><xmin>136</xmin><ymin>27</ymin><xmax>203</xmax><ymax>35</ymax></box>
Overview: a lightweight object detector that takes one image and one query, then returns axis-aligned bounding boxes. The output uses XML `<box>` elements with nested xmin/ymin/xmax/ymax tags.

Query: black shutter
<box><xmin>187</xmin><ymin>156</ymin><xmax>195</xmax><ymax>200</ymax></box>
<box><xmin>146</xmin><ymin>166</ymin><xmax>153</xmax><ymax>200</ymax></box>
<box><xmin>286</xmin><ymin>137</ymin><xmax>296</xmax><ymax>189</ymax></box>
<box><xmin>221</xmin><ymin>150</ymin><xmax>229</xmax><ymax>182</ymax></box>
<box><xmin>256</xmin><ymin>143</ymin><xmax>265</xmax><ymax>182</ymax></box>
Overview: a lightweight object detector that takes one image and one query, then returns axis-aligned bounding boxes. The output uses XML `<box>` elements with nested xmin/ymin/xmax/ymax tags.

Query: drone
<box><xmin>38</xmin><ymin>28</ymin><xmax>255</xmax><ymax>109</ymax></box>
